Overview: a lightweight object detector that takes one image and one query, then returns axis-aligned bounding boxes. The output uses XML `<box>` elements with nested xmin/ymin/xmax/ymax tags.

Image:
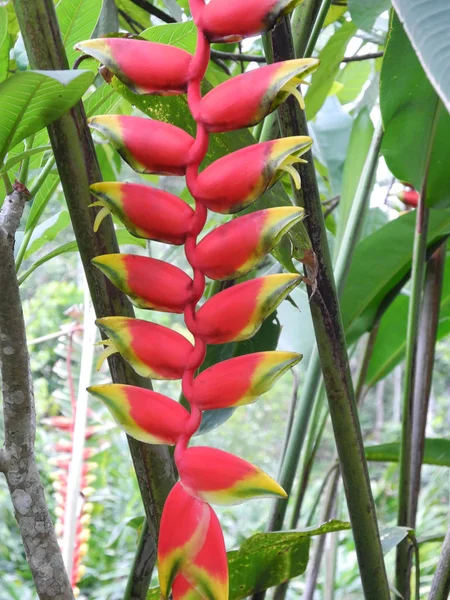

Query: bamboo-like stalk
<box><xmin>429</xmin><ymin>526</ymin><xmax>450</xmax><ymax>600</ymax></box>
<box><xmin>409</xmin><ymin>243</ymin><xmax>446</xmax><ymax>524</ymax></box>
<box><xmin>264</xmin><ymin>18</ymin><xmax>390</xmax><ymax>599</ymax></box>
<box><xmin>12</xmin><ymin>0</ymin><xmax>176</xmax><ymax>591</ymax></box>
<box><xmin>395</xmin><ymin>103</ymin><xmax>442</xmax><ymax>593</ymax></box>
<box><xmin>291</xmin><ymin>0</ymin><xmax>322</xmax><ymax>58</ymax></box>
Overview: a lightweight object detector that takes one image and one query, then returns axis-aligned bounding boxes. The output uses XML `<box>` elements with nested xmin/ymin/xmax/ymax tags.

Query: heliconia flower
<box><xmin>198</xmin><ymin>0</ymin><xmax>302</xmax><ymax>43</ymax></box>
<box><xmin>198</xmin><ymin>59</ymin><xmax>319</xmax><ymax>132</ymax></box>
<box><xmin>87</xmin><ymin>384</ymin><xmax>190</xmax><ymax>445</ymax></box>
<box><xmin>397</xmin><ymin>189</ymin><xmax>419</xmax><ymax>207</ymax></box>
<box><xmin>195</xmin><ymin>207</ymin><xmax>303</xmax><ymax>280</ymax></box>
<box><xmin>88</xmin><ymin>116</ymin><xmax>194</xmax><ymax>175</ymax></box>
<box><xmin>192</xmin><ymin>351</ymin><xmax>302</xmax><ymax>409</ymax></box>
<box><xmin>193</xmin><ymin>137</ymin><xmax>312</xmax><ymax>214</ymax></box>
<box><xmin>158</xmin><ymin>482</ymin><xmax>210</xmax><ymax>598</ymax></box>
<box><xmin>194</xmin><ymin>274</ymin><xmax>301</xmax><ymax>344</ymax></box>
<box><xmin>172</xmin><ymin>506</ymin><xmax>228</xmax><ymax>600</ymax></box>
<box><xmin>75</xmin><ymin>38</ymin><xmax>192</xmax><ymax>95</ymax></box>
<box><xmin>95</xmin><ymin>317</ymin><xmax>193</xmax><ymax>379</ymax></box>
<box><xmin>42</xmin><ymin>416</ymin><xmax>73</xmax><ymax>430</ymax></box>
<box><xmin>89</xmin><ymin>182</ymin><xmax>194</xmax><ymax>243</ymax></box>
<box><xmin>92</xmin><ymin>254</ymin><xmax>192</xmax><ymax>313</ymax></box>
<box><xmin>178</xmin><ymin>447</ymin><xmax>287</xmax><ymax>505</ymax></box>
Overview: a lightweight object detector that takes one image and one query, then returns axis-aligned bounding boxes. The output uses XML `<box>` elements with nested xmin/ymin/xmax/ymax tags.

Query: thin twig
<box><xmin>342</xmin><ymin>51</ymin><xmax>384</xmax><ymax>63</ymax></box>
<box><xmin>129</xmin><ymin>0</ymin><xmax>176</xmax><ymax>23</ymax></box>
<box><xmin>429</xmin><ymin>526</ymin><xmax>450</xmax><ymax>600</ymax></box>
<box><xmin>0</xmin><ymin>185</ymin><xmax>74</xmax><ymax>599</ymax></box>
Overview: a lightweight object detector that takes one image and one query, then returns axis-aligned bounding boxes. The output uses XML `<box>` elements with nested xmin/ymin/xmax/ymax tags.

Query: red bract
<box><xmin>198</xmin><ymin>58</ymin><xmax>319</xmax><ymax>131</ymax></box>
<box><xmin>89</xmin><ymin>182</ymin><xmax>194</xmax><ymax>244</ymax></box>
<box><xmin>85</xmin><ymin>0</ymin><xmax>313</xmax><ymax>596</ymax></box>
<box><xmin>95</xmin><ymin>317</ymin><xmax>193</xmax><ymax>379</ymax></box>
<box><xmin>195</xmin><ymin>207</ymin><xmax>303</xmax><ymax>280</ymax></box>
<box><xmin>75</xmin><ymin>38</ymin><xmax>191</xmax><ymax>95</ymax></box>
<box><xmin>192</xmin><ymin>137</ymin><xmax>312</xmax><ymax>213</ymax></box>
<box><xmin>92</xmin><ymin>254</ymin><xmax>192</xmax><ymax>313</ymax></box>
<box><xmin>88</xmin><ymin>115</ymin><xmax>194</xmax><ymax>175</ymax></box>
<box><xmin>194</xmin><ymin>274</ymin><xmax>301</xmax><ymax>343</ymax></box>
<box><xmin>199</xmin><ymin>0</ymin><xmax>302</xmax><ymax>42</ymax></box>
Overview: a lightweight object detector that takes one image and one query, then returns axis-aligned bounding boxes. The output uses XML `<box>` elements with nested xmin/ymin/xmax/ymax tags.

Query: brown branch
<box><xmin>342</xmin><ymin>51</ymin><xmax>384</xmax><ymax>63</ymax></box>
<box><xmin>0</xmin><ymin>186</ymin><xmax>74</xmax><ymax>599</ymax></box>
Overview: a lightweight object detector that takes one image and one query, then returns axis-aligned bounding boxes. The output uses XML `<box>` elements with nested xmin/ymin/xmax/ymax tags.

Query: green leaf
<box><xmin>25</xmin><ymin>210</ymin><xmax>71</xmax><ymax>258</ymax></box>
<box><xmin>380</xmin><ymin>526</ymin><xmax>410</xmax><ymax>555</ymax></box>
<box><xmin>0</xmin><ymin>7</ymin><xmax>9</xmax><ymax>83</ymax></box>
<box><xmin>56</xmin><ymin>0</ymin><xmax>103</xmax><ymax>67</ymax></box>
<box><xmin>365</xmin><ymin>438</ymin><xmax>450</xmax><ymax>467</ymax></box>
<box><xmin>381</xmin><ymin>14</ymin><xmax>450</xmax><ymax>209</ymax></box>
<box><xmin>1</xmin><ymin>145</ymin><xmax>52</xmax><ymax>174</ymax></box>
<box><xmin>366</xmin><ymin>253</ymin><xmax>450</xmax><ymax>385</ymax></box>
<box><xmin>93</xmin><ymin>0</ymin><xmax>119</xmax><ymax>36</ymax></box>
<box><xmin>146</xmin><ymin>521</ymin><xmax>351</xmax><ymax>600</ymax></box>
<box><xmin>392</xmin><ymin>0</ymin><xmax>450</xmax><ymax>114</ymax></box>
<box><xmin>0</xmin><ymin>70</ymin><xmax>94</xmax><ymax>165</ymax></box>
<box><xmin>348</xmin><ymin>0</ymin><xmax>391</xmax><ymax>31</ymax></box>
<box><xmin>337</xmin><ymin>60</ymin><xmax>372</xmax><ymax>105</ymax></box>
<box><xmin>305</xmin><ymin>21</ymin><xmax>357</xmax><ymax>121</ymax></box>
<box><xmin>341</xmin><ymin>209</ymin><xmax>450</xmax><ymax>344</ymax></box>
<box><xmin>336</xmin><ymin>108</ymin><xmax>374</xmax><ymax>246</ymax></box>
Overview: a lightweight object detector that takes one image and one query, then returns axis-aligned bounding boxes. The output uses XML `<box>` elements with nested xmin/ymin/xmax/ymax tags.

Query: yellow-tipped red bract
<box><xmin>194</xmin><ymin>274</ymin><xmax>301</xmax><ymax>344</ymax></box>
<box><xmin>195</xmin><ymin>207</ymin><xmax>304</xmax><ymax>280</ymax></box>
<box><xmin>75</xmin><ymin>38</ymin><xmax>191</xmax><ymax>95</ymax></box>
<box><xmin>88</xmin><ymin>115</ymin><xmax>194</xmax><ymax>175</ymax></box>
<box><xmin>199</xmin><ymin>0</ymin><xmax>303</xmax><ymax>43</ymax></box>
<box><xmin>158</xmin><ymin>482</ymin><xmax>210</xmax><ymax>598</ymax></box>
<box><xmin>87</xmin><ymin>384</ymin><xmax>189</xmax><ymax>445</ymax></box>
<box><xmin>178</xmin><ymin>447</ymin><xmax>287</xmax><ymax>505</ymax></box>
<box><xmin>198</xmin><ymin>58</ymin><xmax>319</xmax><ymax>132</ymax></box>
<box><xmin>89</xmin><ymin>182</ymin><xmax>194</xmax><ymax>244</ymax></box>
<box><xmin>192</xmin><ymin>351</ymin><xmax>302</xmax><ymax>409</ymax></box>
<box><xmin>95</xmin><ymin>317</ymin><xmax>193</xmax><ymax>379</ymax></box>
<box><xmin>171</xmin><ymin>505</ymin><xmax>228</xmax><ymax>600</ymax></box>
<box><xmin>92</xmin><ymin>253</ymin><xmax>192</xmax><ymax>313</ymax></box>
<box><xmin>193</xmin><ymin>137</ymin><xmax>312</xmax><ymax>214</ymax></box>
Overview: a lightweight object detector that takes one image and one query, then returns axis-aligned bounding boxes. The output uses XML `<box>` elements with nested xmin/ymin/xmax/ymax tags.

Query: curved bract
<box><xmin>83</xmin><ymin>0</ymin><xmax>314</xmax><ymax>596</ymax></box>
<box><xmin>75</xmin><ymin>38</ymin><xmax>191</xmax><ymax>95</ymax></box>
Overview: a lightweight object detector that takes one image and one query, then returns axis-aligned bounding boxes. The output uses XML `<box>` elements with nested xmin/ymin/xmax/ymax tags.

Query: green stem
<box><xmin>291</xmin><ymin>0</ymin><xmax>322</xmax><ymax>58</ymax></box>
<box><xmin>2</xmin><ymin>145</ymin><xmax>51</xmax><ymax>177</ymax></box>
<box><xmin>13</xmin><ymin>0</ymin><xmax>176</xmax><ymax>591</ymax></box>
<box><xmin>304</xmin><ymin>0</ymin><xmax>332</xmax><ymax>57</ymax></box>
<box><xmin>395</xmin><ymin>104</ymin><xmax>442</xmax><ymax>597</ymax></box>
<box><xmin>409</xmin><ymin>243</ymin><xmax>446</xmax><ymax>525</ymax></box>
<box><xmin>2</xmin><ymin>172</ymin><xmax>12</xmax><ymax>195</ymax></box>
<box><xmin>429</xmin><ymin>527</ymin><xmax>450</xmax><ymax>600</ymax></box>
<box><xmin>123</xmin><ymin>520</ymin><xmax>155</xmax><ymax>600</ymax></box>
<box><xmin>17</xmin><ymin>134</ymin><xmax>35</xmax><ymax>185</ymax></box>
<box><xmin>265</xmin><ymin>19</ymin><xmax>390</xmax><ymax>600</ymax></box>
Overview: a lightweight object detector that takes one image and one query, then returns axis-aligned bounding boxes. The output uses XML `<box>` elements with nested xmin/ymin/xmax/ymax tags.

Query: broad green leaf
<box><xmin>381</xmin><ymin>15</ymin><xmax>450</xmax><ymax>209</ymax></box>
<box><xmin>93</xmin><ymin>0</ymin><xmax>119</xmax><ymax>36</ymax></box>
<box><xmin>56</xmin><ymin>0</ymin><xmax>103</xmax><ymax>67</ymax></box>
<box><xmin>323</xmin><ymin>5</ymin><xmax>347</xmax><ymax>28</ymax></box>
<box><xmin>0</xmin><ymin>70</ymin><xmax>94</xmax><ymax>165</ymax></box>
<box><xmin>366</xmin><ymin>252</ymin><xmax>450</xmax><ymax>385</ymax></box>
<box><xmin>392</xmin><ymin>0</ymin><xmax>450</xmax><ymax>114</ymax></box>
<box><xmin>337</xmin><ymin>60</ymin><xmax>372</xmax><ymax>105</ymax></box>
<box><xmin>336</xmin><ymin>108</ymin><xmax>374</xmax><ymax>247</ymax></box>
<box><xmin>25</xmin><ymin>210</ymin><xmax>71</xmax><ymax>258</ymax></box>
<box><xmin>380</xmin><ymin>526</ymin><xmax>410</xmax><ymax>555</ymax></box>
<box><xmin>348</xmin><ymin>0</ymin><xmax>390</xmax><ymax>31</ymax></box>
<box><xmin>365</xmin><ymin>438</ymin><xmax>450</xmax><ymax>467</ymax></box>
<box><xmin>0</xmin><ymin>7</ymin><xmax>9</xmax><ymax>83</ymax></box>
<box><xmin>310</xmin><ymin>96</ymin><xmax>353</xmax><ymax>195</ymax></box>
<box><xmin>146</xmin><ymin>521</ymin><xmax>351</xmax><ymax>600</ymax></box>
<box><xmin>305</xmin><ymin>21</ymin><xmax>357</xmax><ymax>121</ymax></box>
<box><xmin>341</xmin><ymin>209</ymin><xmax>450</xmax><ymax>344</ymax></box>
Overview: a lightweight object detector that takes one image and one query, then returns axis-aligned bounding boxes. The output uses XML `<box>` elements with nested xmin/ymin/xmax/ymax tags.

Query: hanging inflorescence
<box><xmin>77</xmin><ymin>0</ymin><xmax>319</xmax><ymax>597</ymax></box>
